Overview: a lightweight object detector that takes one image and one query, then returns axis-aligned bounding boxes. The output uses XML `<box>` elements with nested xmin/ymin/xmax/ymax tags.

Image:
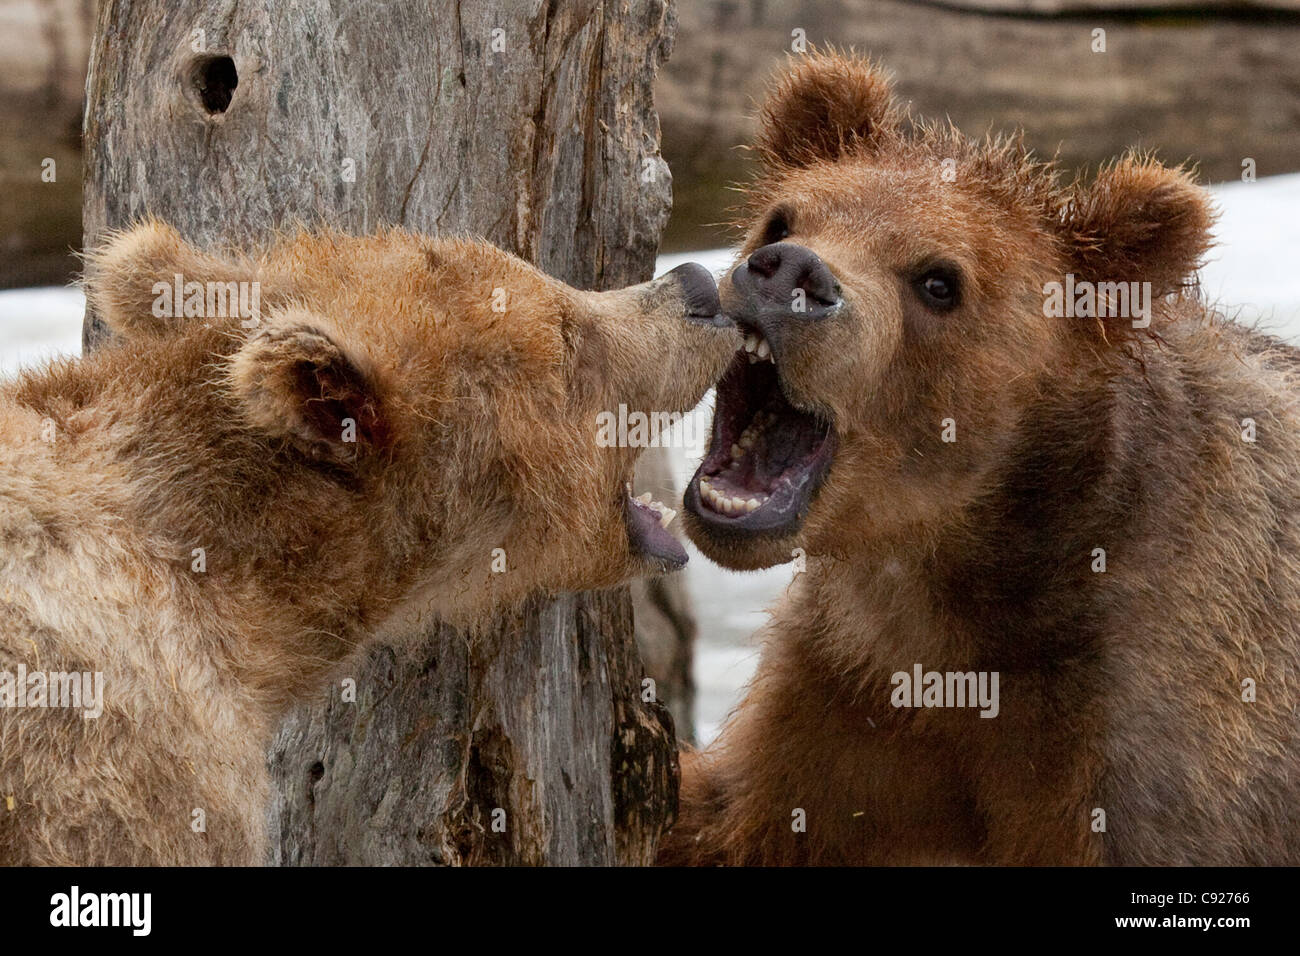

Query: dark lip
<box><xmin>625</xmin><ymin>493</ymin><xmax>688</xmax><ymax>571</ymax></box>
<box><xmin>618</xmin><ymin>262</ymin><xmax>737</xmax><ymax>571</ymax></box>
<box><xmin>684</xmin><ymin>349</ymin><xmax>837</xmax><ymax>540</ymax></box>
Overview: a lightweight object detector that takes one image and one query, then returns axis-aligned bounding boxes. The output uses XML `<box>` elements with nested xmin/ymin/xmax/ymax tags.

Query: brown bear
<box><xmin>0</xmin><ymin>222</ymin><xmax>738</xmax><ymax>865</ymax></box>
<box><xmin>660</xmin><ymin>51</ymin><xmax>1300</xmax><ymax>865</ymax></box>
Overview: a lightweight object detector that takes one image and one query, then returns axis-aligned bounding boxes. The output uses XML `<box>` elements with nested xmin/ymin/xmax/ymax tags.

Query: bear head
<box><xmin>683</xmin><ymin>50</ymin><xmax>1214</xmax><ymax>570</ymax></box>
<box><xmin>83</xmin><ymin>223</ymin><xmax>739</xmax><ymax>629</ymax></box>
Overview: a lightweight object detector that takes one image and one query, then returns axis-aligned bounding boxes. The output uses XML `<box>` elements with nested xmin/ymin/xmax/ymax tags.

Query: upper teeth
<box><xmin>743</xmin><ymin>332</ymin><xmax>773</xmax><ymax>363</ymax></box>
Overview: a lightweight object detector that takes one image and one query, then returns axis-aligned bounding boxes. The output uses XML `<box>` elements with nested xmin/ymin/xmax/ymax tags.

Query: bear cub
<box><xmin>664</xmin><ymin>52</ymin><xmax>1300</xmax><ymax>866</ymax></box>
<box><xmin>0</xmin><ymin>223</ymin><xmax>738</xmax><ymax>865</ymax></box>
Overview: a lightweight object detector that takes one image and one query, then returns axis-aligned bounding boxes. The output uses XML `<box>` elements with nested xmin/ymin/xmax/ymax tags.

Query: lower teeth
<box><xmin>627</xmin><ymin>484</ymin><xmax>677</xmax><ymax>528</ymax></box>
<box><xmin>699</xmin><ymin>480</ymin><xmax>766</xmax><ymax>516</ymax></box>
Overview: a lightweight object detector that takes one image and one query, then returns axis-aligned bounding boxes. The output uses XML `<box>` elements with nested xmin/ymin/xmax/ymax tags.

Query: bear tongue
<box><xmin>716</xmin><ymin>406</ymin><xmax>822</xmax><ymax>494</ymax></box>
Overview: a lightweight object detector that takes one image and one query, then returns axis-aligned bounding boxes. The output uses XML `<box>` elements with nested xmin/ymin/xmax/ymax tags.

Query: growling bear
<box><xmin>0</xmin><ymin>223</ymin><xmax>737</xmax><ymax>864</ymax></box>
<box><xmin>662</xmin><ymin>52</ymin><xmax>1300</xmax><ymax>865</ymax></box>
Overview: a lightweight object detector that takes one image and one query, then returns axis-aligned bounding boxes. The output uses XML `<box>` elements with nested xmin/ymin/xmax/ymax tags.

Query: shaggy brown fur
<box><xmin>661</xmin><ymin>51</ymin><xmax>1300</xmax><ymax>865</ymax></box>
<box><xmin>0</xmin><ymin>223</ymin><xmax>738</xmax><ymax>865</ymax></box>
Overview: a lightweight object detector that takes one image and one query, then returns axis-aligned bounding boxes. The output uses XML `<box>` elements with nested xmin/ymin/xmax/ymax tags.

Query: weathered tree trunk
<box><xmin>83</xmin><ymin>0</ymin><xmax>681</xmax><ymax>865</ymax></box>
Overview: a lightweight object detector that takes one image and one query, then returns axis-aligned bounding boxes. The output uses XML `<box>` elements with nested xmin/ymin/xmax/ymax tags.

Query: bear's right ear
<box><xmin>84</xmin><ymin>221</ymin><xmax>259</xmax><ymax>340</ymax></box>
<box><xmin>228</xmin><ymin>311</ymin><xmax>393</xmax><ymax>465</ymax></box>
<box><xmin>757</xmin><ymin>50</ymin><xmax>901</xmax><ymax>170</ymax></box>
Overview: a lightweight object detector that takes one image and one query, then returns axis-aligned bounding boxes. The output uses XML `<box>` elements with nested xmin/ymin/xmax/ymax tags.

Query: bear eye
<box><xmin>912</xmin><ymin>265</ymin><xmax>961</xmax><ymax>311</ymax></box>
<box><xmin>759</xmin><ymin>209</ymin><xmax>792</xmax><ymax>246</ymax></box>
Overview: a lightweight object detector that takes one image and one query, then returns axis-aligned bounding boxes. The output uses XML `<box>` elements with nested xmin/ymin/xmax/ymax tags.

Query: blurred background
<box><xmin>2</xmin><ymin>0</ymin><xmax>1299</xmax><ymax>744</ymax></box>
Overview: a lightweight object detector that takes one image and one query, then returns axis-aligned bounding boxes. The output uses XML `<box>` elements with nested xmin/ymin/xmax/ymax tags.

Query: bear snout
<box><xmin>664</xmin><ymin>261</ymin><xmax>726</xmax><ymax>325</ymax></box>
<box><xmin>730</xmin><ymin>242</ymin><xmax>842</xmax><ymax>326</ymax></box>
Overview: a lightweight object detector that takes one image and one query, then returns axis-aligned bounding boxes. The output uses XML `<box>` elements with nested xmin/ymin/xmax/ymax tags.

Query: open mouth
<box><xmin>624</xmin><ymin>482</ymin><xmax>686</xmax><ymax>570</ymax></box>
<box><xmin>685</xmin><ymin>327</ymin><xmax>835</xmax><ymax>536</ymax></box>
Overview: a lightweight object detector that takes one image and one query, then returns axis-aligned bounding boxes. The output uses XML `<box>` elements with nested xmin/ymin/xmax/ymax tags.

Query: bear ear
<box><xmin>228</xmin><ymin>310</ymin><xmax>393</xmax><ymax>465</ymax></box>
<box><xmin>1058</xmin><ymin>155</ymin><xmax>1214</xmax><ymax>301</ymax></box>
<box><xmin>757</xmin><ymin>50</ymin><xmax>901</xmax><ymax>170</ymax></box>
<box><xmin>84</xmin><ymin>221</ymin><xmax>261</xmax><ymax>341</ymax></box>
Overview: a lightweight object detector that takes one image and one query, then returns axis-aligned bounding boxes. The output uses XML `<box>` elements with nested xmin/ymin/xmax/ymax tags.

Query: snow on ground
<box><xmin>3</xmin><ymin>173</ymin><xmax>1298</xmax><ymax>743</ymax></box>
<box><xmin>0</xmin><ymin>286</ymin><xmax>84</xmax><ymax>379</ymax></box>
<box><xmin>1200</xmin><ymin>174</ymin><xmax>1300</xmax><ymax>337</ymax></box>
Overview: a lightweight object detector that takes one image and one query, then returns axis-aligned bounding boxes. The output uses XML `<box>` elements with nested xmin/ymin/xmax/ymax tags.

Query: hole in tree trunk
<box><xmin>189</xmin><ymin>55</ymin><xmax>238</xmax><ymax>114</ymax></box>
<box><xmin>305</xmin><ymin>760</ymin><xmax>325</xmax><ymax>807</ymax></box>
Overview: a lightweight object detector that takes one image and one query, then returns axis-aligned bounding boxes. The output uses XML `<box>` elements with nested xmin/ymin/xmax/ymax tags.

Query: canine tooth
<box><xmin>658</xmin><ymin>507</ymin><xmax>677</xmax><ymax>528</ymax></box>
<box><xmin>743</xmin><ymin>333</ymin><xmax>759</xmax><ymax>353</ymax></box>
<box><xmin>746</xmin><ymin>498</ymin><xmax>760</xmax><ymax>512</ymax></box>
<box><xmin>756</xmin><ymin>338</ymin><xmax>771</xmax><ymax>361</ymax></box>
<box><xmin>636</xmin><ymin>491</ymin><xmax>653</xmax><ymax>504</ymax></box>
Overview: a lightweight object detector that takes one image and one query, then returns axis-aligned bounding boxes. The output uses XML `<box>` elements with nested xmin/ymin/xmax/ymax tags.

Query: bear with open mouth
<box><xmin>0</xmin><ymin>222</ymin><xmax>738</xmax><ymax>865</ymax></box>
<box><xmin>663</xmin><ymin>51</ymin><xmax>1300</xmax><ymax>866</ymax></box>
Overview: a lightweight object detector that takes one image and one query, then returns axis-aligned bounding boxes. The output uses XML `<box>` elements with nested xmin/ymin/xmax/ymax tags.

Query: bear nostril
<box><xmin>747</xmin><ymin>244</ymin><xmax>783</xmax><ymax>279</ymax></box>
<box><xmin>796</xmin><ymin>261</ymin><xmax>841</xmax><ymax>307</ymax></box>
<box><xmin>746</xmin><ymin>243</ymin><xmax>840</xmax><ymax>312</ymax></box>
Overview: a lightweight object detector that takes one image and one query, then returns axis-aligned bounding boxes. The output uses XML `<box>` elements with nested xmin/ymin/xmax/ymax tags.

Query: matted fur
<box><xmin>662</xmin><ymin>52</ymin><xmax>1300</xmax><ymax>865</ymax></box>
<box><xmin>0</xmin><ymin>223</ymin><xmax>738</xmax><ymax>865</ymax></box>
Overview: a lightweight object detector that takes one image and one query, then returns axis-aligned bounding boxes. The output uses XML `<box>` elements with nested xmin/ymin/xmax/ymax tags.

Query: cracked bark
<box><xmin>83</xmin><ymin>0</ymin><xmax>683</xmax><ymax>865</ymax></box>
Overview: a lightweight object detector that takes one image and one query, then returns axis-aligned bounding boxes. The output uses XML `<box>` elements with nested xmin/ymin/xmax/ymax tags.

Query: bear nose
<box><xmin>665</xmin><ymin>261</ymin><xmax>723</xmax><ymax>321</ymax></box>
<box><xmin>743</xmin><ymin>243</ymin><xmax>841</xmax><ymax>315</ymax></box>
